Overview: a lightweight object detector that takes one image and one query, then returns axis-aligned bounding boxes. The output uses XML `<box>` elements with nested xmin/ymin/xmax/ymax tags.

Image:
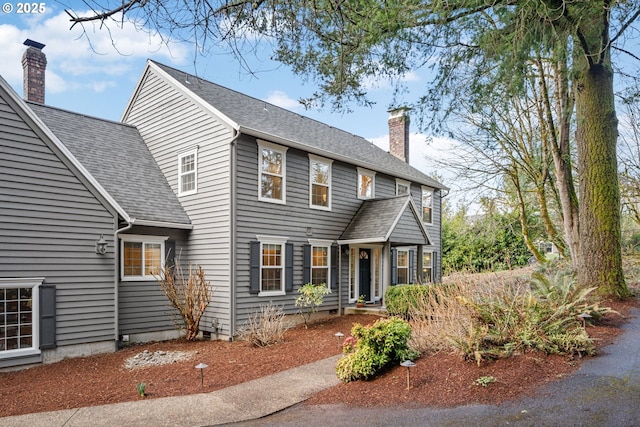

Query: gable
<box><xmin>339</xmin><ymin>195</ymin><xmax>430</xmax><ymax>245</ymax></box>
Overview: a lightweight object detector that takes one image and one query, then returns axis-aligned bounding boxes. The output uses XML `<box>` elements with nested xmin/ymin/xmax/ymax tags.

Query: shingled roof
<box><xmin>148</xmin><ymin>61</ymin><xmax>446</xmax><ymax>191</ymax></box>
<box><xmin>339</xmin><ymin>195</ymin><xmax>430</xmax><ymax>245</ymax></box>
<box><xmin>28</xmin><ymin>103</ymin><xmax>191</xmax><ymax>227</ymax></box>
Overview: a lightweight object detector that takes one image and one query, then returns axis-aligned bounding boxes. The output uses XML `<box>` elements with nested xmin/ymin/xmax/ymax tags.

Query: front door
<box><xmin>359</xmin><ymin>249</ymin><xmax>371</xmax><ymax>302</ymax></box>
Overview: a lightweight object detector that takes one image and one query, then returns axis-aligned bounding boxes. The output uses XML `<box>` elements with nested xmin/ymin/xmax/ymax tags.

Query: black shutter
<box><xmin>303</xmin><ymin>244</ymin><xmax>311</xmax><ymax>284</ymax></box>
<box><xmin>249</xmin><ymin>241</ymin><xmax>260</xmax><ymax>294</ymax></box>
<box><xmin>391</xmin><ymin>248</ymin><xmax>398</xmax><ymax>285</ymax></box>
<box><xmin>409</xmin><ymin>249</ymin><xmax>415</xmax><ymax>284</ymax></box>
<box><xmin>285</xmin><ymin>242</ymin><xmax>294</xmax><ymax>292</ymax></box>
<box><xmin>39</xmin><ymin>284</ymin><xmax>56</xmax><ymax>349</ymax></box>
<box><xmin>330</xmin><ymin>245</ymin><xmax>338</xmax><ymax>290</ymax></box>
<box><xmin>433</xmin><ymin>251</ymin><xmax>439</xmax><ymax>282</ymax></box>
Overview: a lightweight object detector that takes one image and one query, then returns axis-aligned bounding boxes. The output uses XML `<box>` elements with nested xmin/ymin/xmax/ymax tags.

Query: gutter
<box><xmin>114</xmin><ymin>218</ymin><xmax>135</xmax><ymax>349</ymax></box>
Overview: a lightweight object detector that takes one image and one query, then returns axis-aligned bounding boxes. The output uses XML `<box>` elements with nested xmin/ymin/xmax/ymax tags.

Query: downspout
<box><xmin>229</xmin><ymin>129</ymin><xmax>241</xmax><ymax>340</ymax></box>
<box><xmin>114</xmin><ymin>218</ymin><xmax>135</xmax><ymax>349</ymax></box>
<box><xmin>338</xmin><ymin>243</ymin><xmax>342</xmax><ymax>315</ymax></box>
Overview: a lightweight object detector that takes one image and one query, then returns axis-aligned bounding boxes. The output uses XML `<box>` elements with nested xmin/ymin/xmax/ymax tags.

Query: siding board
<box><xmin>0</xmin><ymin>92</ymin><xmax>117</xmax><ymax>354</ymax></box>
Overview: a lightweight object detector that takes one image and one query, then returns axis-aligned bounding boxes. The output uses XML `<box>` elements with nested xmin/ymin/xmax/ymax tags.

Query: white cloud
<box><xmin>264</xmin><ymin>90</ymin><xmax>301</xmax><ymax>110</ymax></box>
<box><xmin>0</xmin><ymin>9</ymin><xmax>190</xmax><ymax>94</ymax></box>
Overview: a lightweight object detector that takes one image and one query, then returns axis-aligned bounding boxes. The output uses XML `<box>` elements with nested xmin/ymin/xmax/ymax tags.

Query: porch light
<box><xmin>95</xmin><ymin>235</ymin><xmax>108</xmax><ymax>255</ymax></box>
<box><xmin>401</xmin><ymin>360</ymin><xmax>416</xmax><ymax>390</ymax></box>
<box><xmin>195</xmin><ymin>362</ymin><xmax>208</xmax><ymax>387</ymax></box>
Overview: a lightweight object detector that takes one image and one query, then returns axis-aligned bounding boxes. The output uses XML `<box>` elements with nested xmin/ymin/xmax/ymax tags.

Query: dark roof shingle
<box><xmin>28</xmin><ymin>103</ymin><xmax>191</xmax><ymax>226</ymax></box>
<box><xmin>152</xmin><ymin>61</ymin><xmax>446</xmax><ymax>190</ymax></box>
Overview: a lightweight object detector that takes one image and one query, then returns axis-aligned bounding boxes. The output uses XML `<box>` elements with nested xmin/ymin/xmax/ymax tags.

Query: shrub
<box><xmin>237</xmin><ymin>303</ymin><xmax>291</xmax><ymax>347</ymax></box>
<box><xmin>385</xmin><ymin>284</ymin><xmax>451</xmax><ymax>319</ymax></box>
<box><xmin>295</xmin><ymin>283</ymin><xmax>331</xmax><ymax>327</ymax></box>
<box><xmin>155</xmin><ymin>262</ymin><xmax>212</xmax><ymax>341</ymax></box>
<box><xmin>336</xmin><ymin>317</ymin><xmax>418</xmax><ymax>382</ymax></box>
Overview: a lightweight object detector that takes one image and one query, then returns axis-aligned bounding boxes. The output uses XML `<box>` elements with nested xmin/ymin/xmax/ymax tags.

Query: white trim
<box><xmin>357</xmin><ymin>167</ymin><xmax>376</xmax><ymax>199</ymax></box>
<box><xmin>178</xmin><ymin>148</ymin><xmax>198</xmax><ymax>196</ymax></box>
<box><xmin>396</xmin><ymin>248</ymin><xmax>410</xmax><ymax>284</ymax></box>
<box><xmin>422</xmin><ymin>249</ymin><xmax>434</xmax><ymax>283</ymax></box>
<box><xmin>309</xmin><ymin>154</ymin><xmax>333</xmax><ymax>211</ymax></box>
<box><xmin>0</xmin><ymin>277</ymin><xmax>43</xmax><ymax>360</ymax></box>
<box><xmin>119</xmin><ymin>235</ymin><xmax>169</xmax><ymax>281</ymax></box>
<box><xmin>421</xmin><ymin>186</ymin><xmax>434</xmax><ymax>225</ymax></box>
<box><xmin>256</xmin><ymin>236</ymin><xmax>288</xmax><ymax>296</ymax></box>
<box><xmin>309</xmin><ymin>241</ymin><xmax>332</xmax><ymax>288</ymax></box>
<box><xmin>257</xmin><ymin>140</ymin><xmax>288</xmax><ymax>205</ymax></box>
<box><xmin>347</xmin><ymin>245</ymin><xmax>384</xmax><ymax>303</ymax></box>
<box><xmin>396</xmin><ymin>179</ymin><xmax>411</xmax><ymax>195</ymax></box>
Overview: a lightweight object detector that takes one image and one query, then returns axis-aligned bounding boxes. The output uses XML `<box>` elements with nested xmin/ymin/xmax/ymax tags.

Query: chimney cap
<box><xmin>23</xmin><ymin>39</ymin><xmax>45</xmax><ymax>50</ymax></box>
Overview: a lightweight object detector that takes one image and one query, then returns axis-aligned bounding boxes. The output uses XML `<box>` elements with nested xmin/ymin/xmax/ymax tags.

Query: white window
<box><xmin>396</xmin><ymin>179</ymin><xmax>411</xmax><ymax>195</ymax></box>
<box><xmin>357</xmin><ymin>168</ymin><xmax>376</xmax><ymax>199</ymax></box>
<box><xmin>309</xmin><ymin>240</ymin><xmax>332</xmax><ymax>287</ymax></box>
<box><xmin>397</xmin><ymin>249</ymin><xmax>409</xmax><ymax>284</ymax></box>
<box><xmin>258</xmin><ymin>141</ymin><xmax>287</xmax><ymax>204</ymax></box>
<box><xmin>178</xmin><ymin>150</ymin><xmax>197</xmax><ymax>196</ymax></box>
<box><xmin>257</xmin><ymin>236</ymin><xmax>288</xmax><ymax>296</ymax></box>
<box><xmin>120</xmin><ymin>235</ymin><xmax>168</xmax><ymax>281</ymax></box>
<box><xmin>0</xmin><ymin>278</ymin><xmax>42</xmax><ymax>359</ymax></box>
<box><xmin>309</xmin><ymin>155</ymin><xmax>332</xmax><ymax>210</ymax></box>
<box><xmin>422</xmin><ymin>187</ymin><xmax>433</xmax><ymax>224</ymax></box>
<box><xmin>422</xmin><ymin>251</ymin><xmax>433</xmax><ymax>283</ymax></box>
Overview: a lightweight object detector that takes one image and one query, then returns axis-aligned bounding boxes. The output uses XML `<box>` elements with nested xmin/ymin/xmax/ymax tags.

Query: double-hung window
<box><xmin>258</xmin><ymin>236</ymin><xmax>288</xmax><ymax>295</ymax></box>
<box><xmin>178</xmin><ymin>150</ymin><xmax>197</xmax><ymax>196</ymax></box>
<box><xmin>0</xmin><ymin>278</ymin><xmax>42</xmax><ymax>359</ymax></box>
<box><xmin>422</xmin><ymin>251</ymin><xmax>434</xmax><ymax>283</ymax></box>
<box><xmin>306</xmin><ymin>241</ymin><xmax>332</xmax><ymax>287</ymax></box>
<box><xmin>309</xmin><ymin>155</ymin><xmax>332</xmax><ymax>210</ymax></box>
<box><xmin>121</xmin><ymin>235</ymin><xmax>167</xmax><ymax>280</ymax></box>
<box><xmin>357</xmin><ymin>167</ymin><xmax>376</xmax><ymax>199</ymax></box>
<box><xmin>258</xmin><ymin>141</ymin><xmax>287</xmax><ymax>204</ymax></box>
<box><xmin>422</xmin><ymin>187</ymin><xmax>433</xmax><ymax>224</ymax></box>
<box><xmin>396</xmin><ymin>249</ymin><xmax>409</xmax><ymax>284</ymax></box>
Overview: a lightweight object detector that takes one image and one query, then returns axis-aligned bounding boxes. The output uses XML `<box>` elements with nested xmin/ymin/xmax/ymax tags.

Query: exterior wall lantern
<box><xmin>95</xmin><ymin>235</ymin><xmax>108</xmax><ymax>255</ymax></box>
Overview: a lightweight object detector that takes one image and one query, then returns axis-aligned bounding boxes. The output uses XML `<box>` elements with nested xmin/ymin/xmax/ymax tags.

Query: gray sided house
<box><xmin>121</xmin><ymin>60</ymin><xmax>447</xmax><ymax>338</ymax></box>
<box><xmin>0</xmin><ymin>42</ymin><xmax>446</xmax><ymax>368</ymax></box>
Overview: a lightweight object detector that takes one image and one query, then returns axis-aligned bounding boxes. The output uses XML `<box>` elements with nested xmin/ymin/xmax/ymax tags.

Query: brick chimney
<box><xmin>388</xmin><ymin>107</ymin><xmax>410</xmax><ymax>163</ymax></box>
<box><xmin>22</xmin><ymin>39</ymin><xmax>47</xmax><ymax>104</ymax></box>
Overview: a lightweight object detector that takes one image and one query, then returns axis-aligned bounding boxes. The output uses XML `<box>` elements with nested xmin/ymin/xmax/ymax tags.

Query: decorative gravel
<box><xmin>124</xmin><ymin>350</ymin><xmax>196</xmax><ymax>369</ymax></box>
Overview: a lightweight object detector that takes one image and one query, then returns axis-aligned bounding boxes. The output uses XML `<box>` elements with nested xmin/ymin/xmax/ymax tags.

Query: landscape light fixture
<box><xmin>334</xmin><ymin>332</ymin><xmax>344</xmax><ymax>350</ymax></box>
<box><xmin>400</xmin><ymin>360</ymin><xmax>416</xmax><ymax>390</ymax></box>
<box><xmin>195</xmin><ymin>362</ymin><xmax>208</xmax><ymax>387</ymax></box>
<box><xmin>95</xmin><ymin>235</ymin><xmax>108</xmax><ymax>255</ymax></box>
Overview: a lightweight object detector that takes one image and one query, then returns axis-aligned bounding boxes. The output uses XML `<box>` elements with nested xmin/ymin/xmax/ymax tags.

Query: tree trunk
<box><xmin>551</xmin><ymin>60</ymin><xmax>580</xmax><ymax>268</ymax></box>
<box><xmin>574</xmin><ymin>62</ymin><xmax>630</xmax><ymax>298</ymax></box>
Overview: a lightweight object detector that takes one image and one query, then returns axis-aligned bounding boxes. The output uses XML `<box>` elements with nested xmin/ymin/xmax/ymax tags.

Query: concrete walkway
<box><xmin>0</xmin><ymin>355</ymin><xmax>342</xmax><ymax>427</ymax></box>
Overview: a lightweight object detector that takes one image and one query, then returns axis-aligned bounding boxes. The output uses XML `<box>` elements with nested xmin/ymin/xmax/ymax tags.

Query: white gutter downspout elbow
<box><xmin>114</xmin><ymin>218</ymin><xmax>135</xmax><ymax>348</ymax></box>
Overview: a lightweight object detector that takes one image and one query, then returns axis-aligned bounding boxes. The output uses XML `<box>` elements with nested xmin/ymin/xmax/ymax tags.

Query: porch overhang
<box><xmin>338</xmin><ymin>195</ymin><xmax>432</xmax><ymax>246</ymax></box>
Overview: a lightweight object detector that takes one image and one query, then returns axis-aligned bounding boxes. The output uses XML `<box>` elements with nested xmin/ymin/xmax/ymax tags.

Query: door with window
<box><xmin>349</xmin><ymin>246</ymin><xmax>382</xmax><ymax>303</ymax></box>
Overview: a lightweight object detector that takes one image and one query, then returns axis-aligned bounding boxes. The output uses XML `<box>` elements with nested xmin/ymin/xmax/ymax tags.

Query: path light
<box><xmin>578</xmin><ymin>312</ymin><xmax>593</xmax><ymax>328</ymax></box>
<box><xmin>195</xmin><ymin>362</ymin><xmax>208</xmax><ymax>387</ymax></box>
<box><xmin>334</xmin><ymin>332</ymin><xmax>344</xmax><ymax>350</ymax></box>
<box><xmin>401</xmin><ymin>360</ymin><xmax>416</xmax><ymax>390</ymax></box>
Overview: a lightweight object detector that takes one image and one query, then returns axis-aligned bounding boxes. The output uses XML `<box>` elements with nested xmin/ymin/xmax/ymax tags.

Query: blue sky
<box><xmin>0</xmin><ymin>3</ymin><xmax>459</xmax><ymax>190</ymax></box>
